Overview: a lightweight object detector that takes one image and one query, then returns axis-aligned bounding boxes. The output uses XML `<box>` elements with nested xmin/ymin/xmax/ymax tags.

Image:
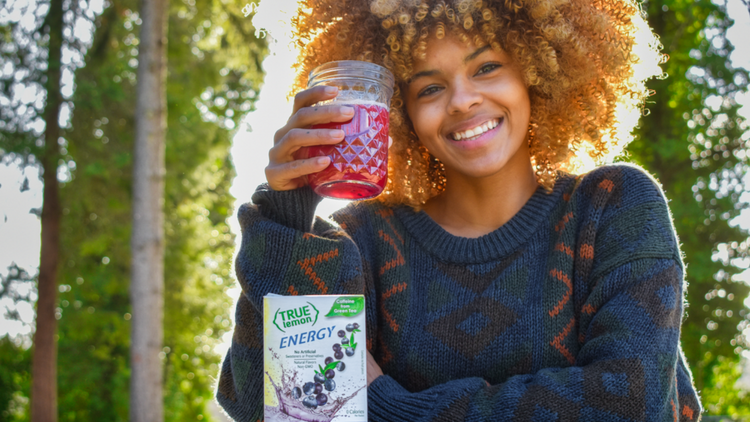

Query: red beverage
<box><xmin>301</xmin><ymin>102</ymin><xmax>389</xmax><ymax>200</ymax></box>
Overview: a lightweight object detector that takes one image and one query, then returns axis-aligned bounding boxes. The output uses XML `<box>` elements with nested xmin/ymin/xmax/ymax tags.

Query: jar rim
<box><xmin>308</xmin><ymin>60</ymin><xmax>395</xmax><ymax>90</ymax></box>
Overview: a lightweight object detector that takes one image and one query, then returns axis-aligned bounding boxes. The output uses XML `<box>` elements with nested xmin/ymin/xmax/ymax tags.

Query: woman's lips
<box><xmin>447</xmin><ymin>117</ymin><xmax>503</xmax><ymax>150</ymax></box>
<box><xmin>450</xmin><ymin>118</ymin><xmax>501</xmax><ymax>141</ymax></box>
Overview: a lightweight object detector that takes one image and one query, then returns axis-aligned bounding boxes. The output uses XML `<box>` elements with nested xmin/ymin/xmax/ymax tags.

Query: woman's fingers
<box><xmin>269</xmin><ymin>128</ymin><xmax>344</xmax><ymax>163</ymax></box>
<box><xmin>273</xmin><ymin>103</ymin><xmax>353</xmax><ymax>144</ymax></box>
<box><xmin>366</xmin><ymin>351</ymin><xmax>384</xmax><ymax>386</ymax></box>
<box><xmin>266</xmin><ymin>125</ymin><xmax>343</xmax><ymax>191</ymax></box>
<box><xmin>291</xmin><ymin>85</ymin><xmax>338</xmax><ymax>114</ymax></box>
<box><xmin>287</xmin><ymin>104</ymin><xmax>354</xmax><ymax>134</ymax></box>
<box><xmin>265</xmin><ymin>156</ymin><xmax>331</xmax><ymax>192</ymax></box>
<box><xmin>266</xmin><ymin>85</ymin><xmax>357</xmax><ymax>191</ymax></box>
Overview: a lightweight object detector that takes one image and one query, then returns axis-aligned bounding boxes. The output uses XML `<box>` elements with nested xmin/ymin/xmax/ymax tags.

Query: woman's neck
<box><xmin>422</xmin><ymin>155</ymin><xmax>538</xmax><ymax>239</ymax></box>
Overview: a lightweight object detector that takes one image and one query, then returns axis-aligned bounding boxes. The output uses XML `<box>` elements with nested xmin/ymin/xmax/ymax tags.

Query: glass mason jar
<box><xmin>298</xmin><ymin>60</ymin><xmax>395</xmax><ymax>200</ymax></box>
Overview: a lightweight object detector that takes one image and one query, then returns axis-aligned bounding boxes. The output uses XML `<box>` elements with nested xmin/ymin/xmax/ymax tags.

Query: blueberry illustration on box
<box><xmin>264</xmin><ymin>294</ymin><xmax>367</xmax><ymax>422</ymax></box>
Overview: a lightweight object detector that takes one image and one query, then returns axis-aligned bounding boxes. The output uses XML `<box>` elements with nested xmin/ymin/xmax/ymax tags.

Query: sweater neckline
<box><xmin>393</xmin><ymin>175</ymin><xmax>574</xmax><ymax>264</ymax></box>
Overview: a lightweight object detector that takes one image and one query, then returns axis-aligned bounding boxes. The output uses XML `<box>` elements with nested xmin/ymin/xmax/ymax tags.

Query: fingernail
<box><xmin>325</xmin><ymin>86</ymin><xmax>338</xmax><ymax>95</ymax></box>
<box><xmin>330</xmin><ymin>129</ymin><xmax>345</xmax><ymax>138</ymax></box>
<box><xmin>317</xmin><ymin>156</ymin><xmax>330</xmax><ymax>165</ymax></box>
<box><xmin>341</xmin><ymin>106</ymin><xmax>354</xmax><ymax>115</ymax></box>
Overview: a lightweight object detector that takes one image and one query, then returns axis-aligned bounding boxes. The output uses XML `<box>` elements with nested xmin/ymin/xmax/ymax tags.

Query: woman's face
<box><xmin>405</xmin><ymin>34</ymin><xmax>532</xmax><ymax>182</ymax></box>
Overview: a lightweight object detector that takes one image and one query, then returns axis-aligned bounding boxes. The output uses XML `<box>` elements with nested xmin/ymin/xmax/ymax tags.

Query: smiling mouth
<box><xmin>450</xmin><ymin>118</ymin><xmax>501</xmax><ymax>141</ymax></box>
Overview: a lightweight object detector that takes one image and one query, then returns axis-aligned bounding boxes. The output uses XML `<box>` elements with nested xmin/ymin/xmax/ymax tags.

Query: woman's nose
<box><xmin>447</xmin><ymin>79</ymin><xmax>482</xmax><ymax>114</ymax></box>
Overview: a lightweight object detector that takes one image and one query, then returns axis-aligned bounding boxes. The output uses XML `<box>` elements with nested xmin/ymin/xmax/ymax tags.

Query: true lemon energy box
<box><xmin>263</xmin><ymin>294</ymin><xmax>367</xmax><ymax>422</ymax></box>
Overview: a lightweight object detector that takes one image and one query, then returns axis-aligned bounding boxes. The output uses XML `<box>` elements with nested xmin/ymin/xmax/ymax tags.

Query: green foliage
<box><xmin>0</xmin><ymin>0</ymin><xmax>49</xmax><ymax>162</ymax></box>
<box><xmin>628</xmin><ymin>0</ymin><xmax>750</xmax><ymax>415</ymax></box>
<box><xmin>701</xmin><ymin>356</ymin><xmax>750</xmax><ymax>419</ymax></box>
<box><xmin>0</xmin><ymin>0</ymin><xmax>267</xmax><ymax>416</ymax></box>
<box><xmin>0</xmin><ymin>0</ymin><xmax>267</xmax><ymax>420</ymax></box>
<box><xmin>0</xmin><ymin>337</ymin><xmax>31</xmax><ymax>422</ymax></box>
<box><xmin>3</xmin><ymin>0</ymin><xmax>745</xmax><ymax>418</ymax></box>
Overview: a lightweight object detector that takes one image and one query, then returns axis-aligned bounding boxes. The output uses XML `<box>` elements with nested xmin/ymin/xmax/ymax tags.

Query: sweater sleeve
<box><xmin>366</xmin><ymin>165</ymin><xmax>702</xmax><ymax>422</ymax></box>
<box><xmin>366</xmin><ymin>257</ymin><xmax>702</xmax><ymax>422</ymax></box>
<box><xmin>215</xmin><ymin>185</ymin><xmax>370</xmax><ymax>421</ymax></box>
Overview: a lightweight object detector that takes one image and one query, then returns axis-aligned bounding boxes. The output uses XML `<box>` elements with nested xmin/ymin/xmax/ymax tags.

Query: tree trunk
<box><xmin>129</xmin><ymin>0</ymin><xmax>168</xmax><ymax>420</ymax></box>
<box><xmin>30</xmin><ymin>0</ymin><xmax>63</xmax><ymax>419</ymax></box>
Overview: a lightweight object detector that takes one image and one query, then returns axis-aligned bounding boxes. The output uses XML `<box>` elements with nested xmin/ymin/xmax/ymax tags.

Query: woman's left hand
<box><xmin>366</xmin><ymin>350</ymin><xmax>384</xmax><ymax>386</ymax></box>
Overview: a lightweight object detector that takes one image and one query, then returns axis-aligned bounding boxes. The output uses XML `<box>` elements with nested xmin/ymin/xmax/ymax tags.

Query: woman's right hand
<box><xmin>265</xmin><ymin>85</ymin><xmax>355</xmax><ymax>191</ymax></box>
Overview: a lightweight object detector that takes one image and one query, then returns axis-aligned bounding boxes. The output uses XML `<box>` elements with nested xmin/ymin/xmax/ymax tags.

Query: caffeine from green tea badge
<box><xmin>325</xmin><ymin>296</ymin><xmax>364</xmax><ymax>317</ymax></box>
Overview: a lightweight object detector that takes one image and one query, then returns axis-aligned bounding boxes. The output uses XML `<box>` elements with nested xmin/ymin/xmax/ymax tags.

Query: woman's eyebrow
<box><xmin>408</xmin><ymin>70</ymin><xmax>438</xmax><ymax>85</ymax></box>
<box><xmin>408</xmin><ymin>45</ymin><xmax>493</xmax><ymax>84</ymax></box>
<box><xmin>464</xmin><ymin>45</ymin><xmax>492</xmax><ymax>63</ymax></box>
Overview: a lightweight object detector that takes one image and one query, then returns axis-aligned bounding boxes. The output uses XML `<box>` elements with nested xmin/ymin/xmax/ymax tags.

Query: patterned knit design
<box><xmin>216</xmin><ymin>164</ymin><xmax>702</xmax><ymax>422</ymax></box>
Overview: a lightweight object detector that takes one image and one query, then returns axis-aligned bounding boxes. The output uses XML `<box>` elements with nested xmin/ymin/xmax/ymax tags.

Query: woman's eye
<box><xmin>476</xmin><ymin>63</ymin><xmax>500</xmax><ymax>75</ymax></box>
<box><xmin>418</xmin><ymin>85</ymin><xmax>441</xmax><ymax>97</ymax></box>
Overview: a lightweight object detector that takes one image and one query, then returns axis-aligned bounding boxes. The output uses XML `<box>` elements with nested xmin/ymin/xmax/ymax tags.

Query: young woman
<box><xmin>217</xmin><ymin>0</ymin><xmax>703</xmax><ymax>420</ymax></box>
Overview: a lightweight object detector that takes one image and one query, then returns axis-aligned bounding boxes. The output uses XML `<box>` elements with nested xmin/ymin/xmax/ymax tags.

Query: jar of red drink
<box><xmin>296</xmin><ymin>61</ymin><xmax>395</xmax><ymax>200</ymax></box>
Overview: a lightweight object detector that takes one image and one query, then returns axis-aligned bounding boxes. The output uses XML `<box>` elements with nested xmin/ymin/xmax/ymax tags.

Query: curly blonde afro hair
<box><xmin>289</xmin><ymin>0</ymin><xmax>664</xmax><ymax>209</ymax></box>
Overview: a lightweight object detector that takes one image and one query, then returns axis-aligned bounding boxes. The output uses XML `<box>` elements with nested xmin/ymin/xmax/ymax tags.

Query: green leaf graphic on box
<box><xmin>315</xmin><ymin>361</ymin><xmax>342</xmax><ymax>374</ymax></box>
<box><xmin>343</xmin><ymin>333</ymin><xmax>358</xmax><ymax>349</ymax></box>
<box><xmin>325</xmin><ymin>296</ymin><xmax>364</xmax><ymax>317</ymax></box>
<box><xmin>307</xmin><ymin>301</ymin><xmax>319</xmax><ymax>325</ymax></box>
<box><xmin>273</xmin><ymin>308</ymin><xmax>285</xmax><ymax>333</ymax></box>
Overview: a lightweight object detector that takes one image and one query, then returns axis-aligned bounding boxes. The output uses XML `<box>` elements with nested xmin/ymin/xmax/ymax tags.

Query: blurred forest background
<box><xmin>0</xmin><ymin>0</ymin><xmax>749</xmax><ymax>421</ymax></box>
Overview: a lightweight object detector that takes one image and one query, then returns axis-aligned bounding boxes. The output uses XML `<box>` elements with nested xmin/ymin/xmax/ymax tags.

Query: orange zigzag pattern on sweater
<box><xmin>296</xmin><ymin>249</ymin><xmax>339</xmax><ymax>294</ymax></box>
<box><xmin>682</xmin><ymin>404</ymin><xmax>694</xmax><ymax>420</ymax></box>
<box><xmin>378</xmin><ymin>230</ymin><xmax>405</xmax><ymax>275</ymax></box>
<box><xmin>581</xmin><ymin>304</ymin><xmax>596</xmax><ymax>314</ymax></box>
<box><xmin>381</xmin><ymin>301</ymin><xmax>399</xmax><ymax>333</ymax></box>
<box><xmin>555</xmin><ymin>242</ymin><xmax>574</xmax><ymax>257</ymax></box>
<box><xmin>377</xmin><ymin>209</ymin><xmax>404</xmax><ymax>243</ymax></box>
<box><xmin>380</xmin><ymin>283</ymin><xmax>407</xmax><ymax>335</ymax></box>
<box><xmin>555</xmin><ymin>212</ymin><xmax>574</xmax><ymax>232</ymax></box>
<box><xmin>382</xmin><ymin>282</ymin><xmax>407</xmax><ymax>300</ymax></box>
<box><xmin>580</xmin><ymin>244</ymin><xmax>594</xmax><ymax>260</ymax></box>
<box><xmin>550</xmin><ymin>317</ymin><xmax>576</xmax><ymax>364</ymax></box>
<box><xmin>549</xmin><ymin>269</ymin><xmax>572</xmax><ymax>317</ymax></box>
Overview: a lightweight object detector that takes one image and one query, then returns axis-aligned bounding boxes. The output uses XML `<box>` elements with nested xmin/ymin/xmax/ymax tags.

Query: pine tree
<box><xmin>1</xmin><ymin>0</ymin><xmax>267</xmax><ymax>418</ymax></box>
<box><xmin>129</xmin><ymin>0</ymin><xmax>169</xmax><ymax>419</ymax></box>
<box><xmin>0</xmin><ymin>0</ymin><xmax>95</xmax><ymax>419</ymax></box>
<box><xmin>52</xmin><ymin>0</ymin><xmax>267</xmax><ymax>419</ymax></box>
<box><xmin>629</xmin><ymin>0</ymin><xmax>750</xmax><ymax>416</ymax></box>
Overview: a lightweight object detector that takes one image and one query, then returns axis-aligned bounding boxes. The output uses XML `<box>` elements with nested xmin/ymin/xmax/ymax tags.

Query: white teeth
<box><xmin>451</xmin><ymin>119</ymin><xmax>499</xmax><ymax>141</ymax></box>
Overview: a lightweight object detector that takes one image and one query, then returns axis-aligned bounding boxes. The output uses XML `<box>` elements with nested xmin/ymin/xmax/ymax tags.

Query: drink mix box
<box><xmin>263</xmin><ymin>294</ymin><xmax>367</xmax><ymax>422</ymax></box>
